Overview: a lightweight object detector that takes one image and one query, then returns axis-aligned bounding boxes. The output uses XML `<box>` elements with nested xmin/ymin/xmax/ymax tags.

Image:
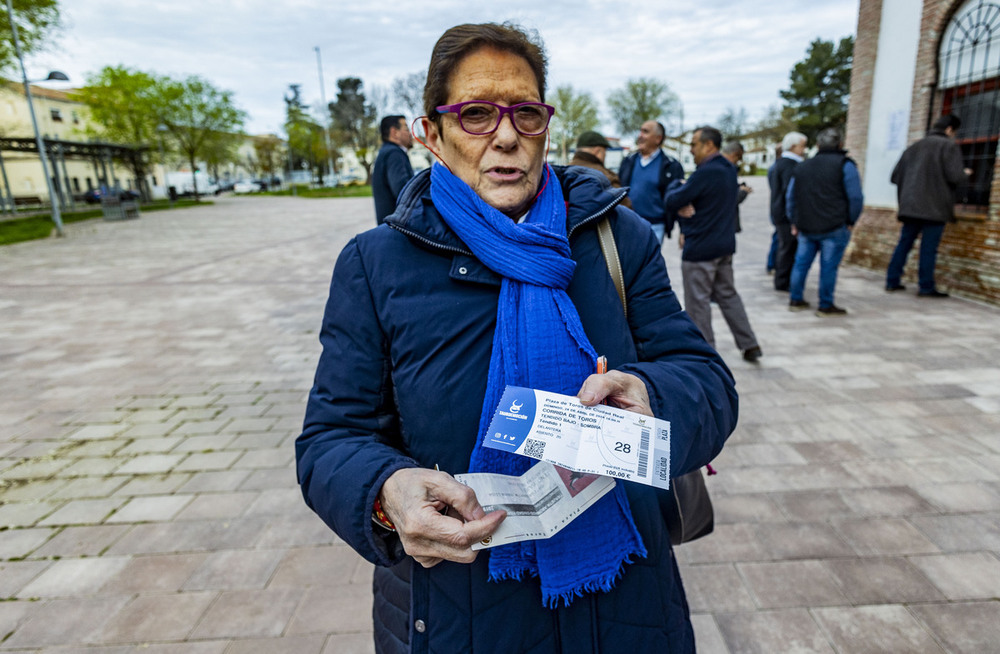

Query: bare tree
<box><xmin>391</xmin><ymin>71</ymin><xmax>426</xmax><ymax>118</ymax></box>
<box><xmin>717</xmin><ymin>106</ymin><xmax>749</xmax><ymax>138</ymax></box>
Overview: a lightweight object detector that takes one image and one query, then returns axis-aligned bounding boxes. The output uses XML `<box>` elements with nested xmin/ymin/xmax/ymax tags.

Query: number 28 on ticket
<box><xmin>483</xmin><ymin>386</ymin><xmax>671</xmax><ymax>490</ymax></box>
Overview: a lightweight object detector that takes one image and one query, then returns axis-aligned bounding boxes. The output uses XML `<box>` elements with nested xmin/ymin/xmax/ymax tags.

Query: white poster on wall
<box><xmin>887</xmin><ymin>110</ymin><xmax>909</xmax><ymax>151</ymax></box>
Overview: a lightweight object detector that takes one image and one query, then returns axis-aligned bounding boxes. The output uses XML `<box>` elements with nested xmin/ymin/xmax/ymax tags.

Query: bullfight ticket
<box><xmin>481</xmin><ymin>385</ymin><xmax>672</xmax><ymax>491</ymax></box>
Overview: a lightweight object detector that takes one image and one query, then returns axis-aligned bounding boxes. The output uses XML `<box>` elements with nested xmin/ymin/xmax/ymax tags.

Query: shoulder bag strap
<box><xmin>596</xmin><ymin>217</ymin><xmax>627</xmax><ymax>320</ymax></box>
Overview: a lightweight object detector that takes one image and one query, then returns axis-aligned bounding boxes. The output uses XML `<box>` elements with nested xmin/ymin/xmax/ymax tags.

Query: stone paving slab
<box><xmin>1</xmin><ymin>187</ymin><xmax>998</xmax><ymax>652</ymax></box>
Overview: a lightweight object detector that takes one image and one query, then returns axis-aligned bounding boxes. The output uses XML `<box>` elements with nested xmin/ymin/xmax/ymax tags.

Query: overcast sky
<box><xmin>23</xmin><ymin>0</ymin><xmax>859</xmax><ymax>140</ymax></box>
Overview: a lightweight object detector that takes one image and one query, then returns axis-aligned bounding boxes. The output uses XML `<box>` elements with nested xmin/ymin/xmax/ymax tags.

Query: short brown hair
<box><xmin>423</xmin><ymin>23</ymin><xmax>547</xmax><ymax>122</ymax></box>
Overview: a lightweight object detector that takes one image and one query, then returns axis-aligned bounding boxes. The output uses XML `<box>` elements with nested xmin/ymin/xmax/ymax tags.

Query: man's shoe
<box><xmin>774</xmin><ymin>285</ymin><xmax>789</xmax><ymax>292</ymax></box>
<box><xmin>788</xmin><ymin>299</ymin><xmax>810</xmax><ymax>311</ymax></box>
<box><xmin>742</xmin><ymin>345</ymin><xmax>763</xmax><ymax>362</ymax></box>
<box><xmin>918</xmin><ymin>289</ymin><xmax>949</xmax><ymax>298</ymax></box>
<box><xmin>815</xmin><ymin>305</ymin><xmax>848</xmax><ymax>317</ymax></box>
<box><xmin>886</xmin><ymin>284</ymin><xmax>906</xmax><ymax>292</ymax></box>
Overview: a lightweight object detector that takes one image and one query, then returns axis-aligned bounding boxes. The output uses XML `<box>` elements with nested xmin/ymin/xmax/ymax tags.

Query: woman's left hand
<box><xmin>576</xmin><ymin>370</ymin><xmax>653</xmax><ymax>416</ymax></box>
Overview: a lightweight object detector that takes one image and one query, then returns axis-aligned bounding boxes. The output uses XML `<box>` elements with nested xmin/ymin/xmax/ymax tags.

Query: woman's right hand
<box><xmin>378</xmin><ymin>468</ymin><xmax>506</xmax><ymax>568</ymax></box>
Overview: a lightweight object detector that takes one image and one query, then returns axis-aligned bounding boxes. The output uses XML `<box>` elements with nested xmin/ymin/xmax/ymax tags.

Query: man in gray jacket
<box><xmin>886</xmin><ymin>114</ymin><xmax>971</xmax><ymax>297</ymax></box>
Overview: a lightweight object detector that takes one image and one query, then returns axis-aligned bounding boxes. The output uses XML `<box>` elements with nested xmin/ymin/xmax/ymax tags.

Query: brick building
<box><xmin>846</xmin><ymin>0</ymin><xmax>1000</xmax><ymax>305</ymax></box>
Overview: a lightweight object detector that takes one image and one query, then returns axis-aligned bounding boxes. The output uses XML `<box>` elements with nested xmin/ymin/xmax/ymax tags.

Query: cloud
<box><xmin>24</xmin><ymin>0</ymin><xmax>859</xmax><ymax>136</ymax></box>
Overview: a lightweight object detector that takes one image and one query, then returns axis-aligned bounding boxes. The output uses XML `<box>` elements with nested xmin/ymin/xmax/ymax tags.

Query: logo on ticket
<box><xmin>486</xmin><ymin>387</ymin><xmax>536</xmax><ymax>451</ymax></box>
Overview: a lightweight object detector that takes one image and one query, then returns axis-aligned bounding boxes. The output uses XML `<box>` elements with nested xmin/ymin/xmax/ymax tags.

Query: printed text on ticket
<box><xmin>483</xmin><ymin>386</ymin><xmax>671</xmax><ymax>490</ymax></box>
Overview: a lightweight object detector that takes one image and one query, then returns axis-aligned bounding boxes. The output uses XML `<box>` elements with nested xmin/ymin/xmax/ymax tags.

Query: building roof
<box><xmin>1</xmin><ymin>79</ymin><xmax>78</xmax><ymax>101</ymax></box>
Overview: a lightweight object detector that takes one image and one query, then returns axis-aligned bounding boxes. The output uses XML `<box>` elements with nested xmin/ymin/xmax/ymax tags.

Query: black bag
<box><xmin>596</xmin><ymin>217</ymin><xmax>715</xmax><ymax>545</ymax></box>
<box><xmin>660</xmin><ymin>467</ymin><xmax>714</xmax><ymax>545</ymax></box>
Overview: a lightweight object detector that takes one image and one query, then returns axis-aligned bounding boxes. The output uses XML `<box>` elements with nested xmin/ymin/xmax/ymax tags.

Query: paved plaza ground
<box><xmin>1</xmin><ymin>178</ymin><xmax>999</xmax><ymax>653</ymax></box>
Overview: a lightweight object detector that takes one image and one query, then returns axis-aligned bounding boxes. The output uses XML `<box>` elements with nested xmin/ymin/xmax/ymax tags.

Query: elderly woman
<box><xmin>297</xmin><ymin>22</ymin><xmax>737</xmax><ymax>654</ymax></box>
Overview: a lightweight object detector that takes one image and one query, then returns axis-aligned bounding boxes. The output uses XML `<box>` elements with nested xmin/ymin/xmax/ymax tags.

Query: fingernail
<box><xmin>579</xmin><ymin>391</ymin><xmax>596</xmax><ymax>404</ymax></box>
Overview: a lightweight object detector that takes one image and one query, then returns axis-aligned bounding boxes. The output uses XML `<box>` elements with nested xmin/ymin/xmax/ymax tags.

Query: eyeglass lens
<box><xmin>458</xmin><ymin>103</ymin><xmax>550</xmax><ymax>135</ymax></box>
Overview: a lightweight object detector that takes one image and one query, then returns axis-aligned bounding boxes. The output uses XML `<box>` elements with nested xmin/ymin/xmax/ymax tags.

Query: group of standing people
<box><xmin>769</xmin><ymin>128</ymin><xmax>863</xmax><ymax>315</ymax></box>
<box><xmin>767</xmin><ymin>115</ymin><xmax>969</xmax><ymax>312</ymax></box>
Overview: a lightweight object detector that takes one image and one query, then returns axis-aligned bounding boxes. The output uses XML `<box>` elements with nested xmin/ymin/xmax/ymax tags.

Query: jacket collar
<box><xmin>570</xmin><ymin>150</ymin><xmax>603</xmax><ymax>166</ymax></box>
<box><xmin>385</xmin><ymin>165</ymin><xmax>628</xmax><ymax>255</ymax></box>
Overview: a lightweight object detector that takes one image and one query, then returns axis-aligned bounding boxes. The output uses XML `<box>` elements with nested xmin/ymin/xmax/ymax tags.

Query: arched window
<box><xmin>939</xmin><ymin>0</ymin><xmax>1000</xmax><ymax>207</ymax></box>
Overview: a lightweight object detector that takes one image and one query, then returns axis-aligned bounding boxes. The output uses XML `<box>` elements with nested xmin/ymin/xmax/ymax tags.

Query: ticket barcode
<box><xmin>636</xmin><ymin>428</ymin><xmax>650</xmax><ymax>478</ymax></box>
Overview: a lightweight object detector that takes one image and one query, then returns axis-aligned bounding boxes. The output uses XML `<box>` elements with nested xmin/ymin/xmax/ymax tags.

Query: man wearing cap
<box><xmin>570</xmin><ymin>131</ymin><xmax>631</xmax><ymax>207</ymax></box>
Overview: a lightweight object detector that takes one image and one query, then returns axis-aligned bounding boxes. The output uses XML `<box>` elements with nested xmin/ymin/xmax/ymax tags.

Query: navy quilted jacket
<box><xmin>297</xmin><ymin>166</ymin><xmax>738</xmax><ymax>654</ymax></box>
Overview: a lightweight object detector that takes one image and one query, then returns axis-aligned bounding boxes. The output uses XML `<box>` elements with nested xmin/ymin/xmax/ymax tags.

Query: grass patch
<box><xmin>0</xmin><ymin>199</ymin><xmax>213</xmax><ymax>247</ymax></box>
<box><xmin>266</xmin><ymin>185</ymin><xmax>372</xmax><ymax>198</ymax></box>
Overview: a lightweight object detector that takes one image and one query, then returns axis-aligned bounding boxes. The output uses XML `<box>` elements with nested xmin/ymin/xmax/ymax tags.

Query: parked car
<box><xmin>233</xmin><ymin>180</ymin><xmax>262</xmax><ymax>194</ymax></box>
<box><xmin>83</xmin><ymin>188</ymin><xmax>141</xmax><ymax>204</ymax></box>
<box><xmin>252</xmin><ymin>176</ymin><xmax>282</xmax><ymax>191</ymax></box>
<box><xmin>338</xmin><ymin>173</ymin><xmax>365</xmax><ymax>187</ymax></box>
<box><xmin>215</xmin><ymin>179</ymin><xmax>236</xmax><ymax>193</ymax></box>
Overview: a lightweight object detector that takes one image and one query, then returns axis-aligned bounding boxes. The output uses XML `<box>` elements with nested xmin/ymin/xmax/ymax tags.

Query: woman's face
<box><xmin>425</xmin><ymin>47</ymin><xmax>547</xmax><ymax>219</ymax></box>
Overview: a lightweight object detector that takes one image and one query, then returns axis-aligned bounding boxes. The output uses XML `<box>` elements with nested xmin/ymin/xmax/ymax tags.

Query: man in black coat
<box><xmin>372</xmin><ymin>115</ymin><xmax>415</xmax><ymax>225</ymax></box>
<box><xmin>665</xmin><ymin>126</ymin><xmax>762</xmax><ymax>362</ymax></box>
<box><xmin>886</xmin><ymin>114</ymin><xmax>971</xmax><ymax>297</ymax></box>
<box><xmin>770</xmin><ymin>132</ymin><xmax>808</xmax><ymax>291</ymax></box>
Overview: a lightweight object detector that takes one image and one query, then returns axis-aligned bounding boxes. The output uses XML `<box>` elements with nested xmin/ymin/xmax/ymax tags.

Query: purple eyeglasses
<box><xmin>435</xmin><ymin>100</ymin><xmax>555</xmax><ymax>136</ymax></box>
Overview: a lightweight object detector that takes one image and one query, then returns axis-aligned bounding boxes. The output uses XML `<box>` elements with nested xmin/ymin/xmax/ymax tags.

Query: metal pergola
<box><xmin>0</xmin><ymin>137</ymin><xmax>148</xmax><ymax>214</ymax></box>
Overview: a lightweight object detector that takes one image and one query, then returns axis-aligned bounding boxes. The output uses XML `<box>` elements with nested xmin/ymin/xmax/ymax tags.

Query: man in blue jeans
<box><xmin>886</xmin><ymin>114</ymin><xmax>971</xmax><ymax>297</ymax></box>
<box><xmin>785</xmin><ymin>128</ymin><xmax>863</xmax><ymax>316</ymax></box>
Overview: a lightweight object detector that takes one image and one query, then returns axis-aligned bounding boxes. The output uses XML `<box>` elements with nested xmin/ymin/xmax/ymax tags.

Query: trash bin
<box><xmin>168</xmin><ymin>186</ymin><xmax>178</xmax><ymax>203</ymax></box>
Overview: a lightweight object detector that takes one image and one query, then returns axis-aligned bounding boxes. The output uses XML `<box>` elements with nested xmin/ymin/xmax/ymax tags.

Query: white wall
<box><xmin>863</xmin><ymin>0</ymin><xmax>923</xmax><ymax>208</ymax></box>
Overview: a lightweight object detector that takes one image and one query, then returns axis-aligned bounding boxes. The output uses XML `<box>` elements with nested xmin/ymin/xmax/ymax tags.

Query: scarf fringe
<box><xmin>541</xmin><ymin>548</ymin><xmax>645</xmax><ymax>609</ymax></box>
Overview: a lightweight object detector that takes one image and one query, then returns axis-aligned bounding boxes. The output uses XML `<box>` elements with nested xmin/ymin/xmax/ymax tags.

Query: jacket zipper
<box><xmin>568</xmin><ymin>188</ymin><xmax>628</xmax><ymax>239</ymax></box>
<box><xmin>386</xmin><ymin>223</ymin><xmax>473</xmax><ymax>257</ymax></box>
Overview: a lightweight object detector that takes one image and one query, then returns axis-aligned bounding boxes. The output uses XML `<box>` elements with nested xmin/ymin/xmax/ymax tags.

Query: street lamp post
<box><xmin>5</xmin><ymin>0</ymin><xmax>66</xmax><ymax>236</ymax></box>
<box><xmin>156</xmin><ymin>123</ymin><xmax>173</xmax><ymax>207</ymax></box>
<box><xmin>314</xmin><ymin>46</ymin><xmax>337</xmax><ymax>186</ymax></box>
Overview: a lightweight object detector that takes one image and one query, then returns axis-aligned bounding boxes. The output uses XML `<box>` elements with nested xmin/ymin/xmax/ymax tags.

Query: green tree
<box><xmin>717</xmin><ymin>105</ymin><xmax>749</xmax><ymax>139</ymax></box>
<box><xmin>284</xmin><ymin>84</ymin><xmax>325</xmax><ymax>182</ymax></box>
<box><xmin>607</xmin><ymin>77</ymin><xmax>680</xmax><ymax>136</ymax></box>
<box><xmin>550</xmin><ymin>85</ymin><xmax>599</xmax><ymax>163</ymax></box>
<box><xmin>780</xmin><ymin>36</ymin><xmax>854</xmax><ymax>141</ymax></box>
<box><xmin>155</xmin><ymin>75</ymin><xmax>246</xmax><ymax>200</ymax></box>
<box><xmin>329</xmin><ymin>77</ymin><xmax>378</xmax><ymax>183</ymax></box>
<box><xmin>0</xmin><ymin>0</ymin><xmax>60</xmax><ymax>74</ymax></box>
<box><xmin>199</xmin><ymin>129</ymin><xmax>242</xmax><ymax>181</ymax></box>
<box><xmin>71</xmin><ymin>65</ymin><xmax>161</xmax><ymax>198</ymax></box>
<box><xmin>252</xmin><ymin>134</ymin><xmax>283</xmax><ymax>179</ymax></box>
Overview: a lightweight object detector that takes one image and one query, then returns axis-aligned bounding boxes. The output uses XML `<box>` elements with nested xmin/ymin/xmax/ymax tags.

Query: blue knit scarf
<box><xmin>430</xmin><ymin>162</ymin><xmax>646</xmax><ymax>608</ymax></box>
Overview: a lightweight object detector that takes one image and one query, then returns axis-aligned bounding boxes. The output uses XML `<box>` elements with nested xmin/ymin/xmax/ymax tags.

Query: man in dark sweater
<box><xmin>886</xmin><ymin>114</ymin><xmax>971</xmax><ymax>297</ymax></box>
<box><xmin>371</xmin><ymin>115</ymin><xmax>415</xmax><ymax>225</ymax></box>
<box><xmin>785</xmin><ymin>128</ymin><xmax>864</xmax><ymax>316</ymax></box>
<box><xmin>619</xmin><ymin>120</ymin><xmax>684</xmax><ymax>242</ymax></box>
<box><xmin>770</xmin><ymin>132</ymin><xmax>808</xmax><ymax>291</ymax></box>
<box><xmin>665</xmin><ymin>126</ymin><xmax>762</xmax><ymax>362</ymax></box>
